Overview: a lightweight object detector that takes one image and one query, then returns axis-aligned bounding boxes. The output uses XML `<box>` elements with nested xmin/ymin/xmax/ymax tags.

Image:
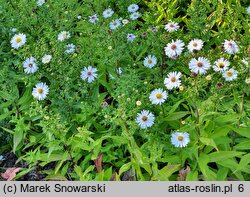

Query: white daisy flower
<box><xmin>247</xmin><ymin>6</ymin><xmax>250</xmax><ymax>14</ymax></box>
<box><xmin>42</xmin><ymin>54</ymin><xmax>52</xmax><ymax>64</ymax></box>
<box><xmin>164</xmin><ymin>39</ymin><xmax>185</xmax><ymax>59</ymax></box>
<box><xmin>128</xmin><ymin>4</ymin><xmax>139</xmax><ymax>12</ymax></box>
<box><xmin>143</xmin><ymin>55</ymin><xmax>157</xmax><ymax>68</ymax></box>
<box><xmin>122</xmin><ymin>19</ymin><xmax>129</xmax><ymax>26</ymax></box>
<box><xmin>130</xmin><ymin>12</ymin><xmax>140</xmax><ymax>20</ymax></box>
<box><xmin>37</xmin><ymin>0</ymin><xmax>45</xmax><ymax>6</ymax></box>
<box><xmin>136</xmin><ymin>110</ymin><xmax>155</xmax><ymax>129</ymax></box>
<box><xmin>213</xmin><ymin>58</ymin><xmax>230</xmax><ymax>72</ymax></box>
<box><xmin>149</xmin><ymin>88</ymin><xmax>168</xmax><ymax>105</ymax></box>
<box><xmin>89</xmin><ymin>14</ymin><xmax>99</xmax><ymax>24</ymax></box>
<box><xmin>164</xmin><ymin>71</ymin><xmax>182</xmax><ymax>90</ymax></box>
<box><xmin>103</xmin><ymin>8</ymin><xmax>114</xmax><ymax>18</ymax></box>
<box><xmin>110</xmin><ymin>19</ymin><xmax>121</xmax><ymax>30</ymax></box>
<box><xmin>164</xmin><ymin>22</ymin><xmax>180</xmax><ymax>32</ymax></box>
<box><xmin>171</xmin><ymin>132</ymin><xmax>190</xmax><ymax>148</ymax></box>
<box><xmin>187</xmin><ymin>39</ymin><xmax>204</xmax><ymax>52</ymax></box>
<box><xmin>80</xmin><ymin>66</ymin><xmax>98</xmax><ymax>83</ymax></box>
<box><xmin>223</xmin><ymin>40</ymin><xmax>239</xmax><ymax>54</ymax></box>
<box><xmin>32</xmin><ymin>82</ymin><xmax>49</xmax><ymax>101</ymax></box>
<box><xmin>127</xmin><ymin>33</ymin><xmax>136</xmax><ymax>42</ymax></box>
<box><xmin>58</xmin><ymin>31</ymin><xmax>70</xmax><ymax>42</ymax></box>
<box><xmin>23</xmin><ymin>57</ymin><xmax>38</xmax><ymax>74</ymax></box>
<box><xmin>222</xmin><ymin>68</ymin><xmax>238</xmax><ymax>81</ymax></box>
<box><xmin>77</xmin><ymin>15</ymin><xmax>82</xmax><ymax>20</ymax></box>
<box><xmin>10</xmin><ymin>33</ymin><xmax>26</xmax><ymax>49</ymax></box>
<box><xmin>189</xmin><ymin>57</ymin><xmax>211</xmax><ymax>75</ymax></box>
<box><xmin>64</xmin><ymin>43</ymin><xmax>76</xmax><ymax>54</ymax></box>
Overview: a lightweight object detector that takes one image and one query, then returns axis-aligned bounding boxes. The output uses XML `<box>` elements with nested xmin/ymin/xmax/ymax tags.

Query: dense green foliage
<box><xmin>0</xmin><ymin>0</ymin><xmax>249</xmax><ymax>181</ymax></box>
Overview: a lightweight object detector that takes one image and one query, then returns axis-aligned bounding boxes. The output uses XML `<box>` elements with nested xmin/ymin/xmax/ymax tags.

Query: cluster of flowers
<box><xmin>88</xmin><ymin>4</ymin><xmax>140</xmax><ymax>42</ymax></box>
<box><xmin>9</xmin><ymin>2</ymin><xmax>249</xmax><ymax>148</ymax></box>
<box><xmin>136</xmin><ymin>21</ymin><xmax>245</xmax><ymax>148</ymax></box>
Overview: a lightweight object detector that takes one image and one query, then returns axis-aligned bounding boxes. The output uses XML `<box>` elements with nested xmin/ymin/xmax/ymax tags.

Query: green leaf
<box><xmin>82</xmin><ymin>165</ymin><xmax>95</xmax><ymax>180</ymax></box>
<box><xmin>186</xmin><ymin>170</ymin><xmax>199</xmax><ymax>181</ymax></box>
<box><xmin>209</xmin><ymin>151</ymin><xmax>245</xmax><ymax>162</ymax></box>
<box><xmin>151</xmin><ymin>164</ymin><xmax>180</xmax><ymax>181</ymax></box>
<box><xmin>165</xmin><ymin>111</ymin><xmax>190</xmax><ymax>121</ymax></box>
<box><xmin>236</xmin><ymin>153</ymin><xmax>250</xmax><ymax>173</ymax></box>
<box><xmin>14</xmin><ymin>168</ymin><xmax>34</xmax><ymax>180</ymax></box>
<box><xmin>0</xmin><ymin>111</ymin><xmax>13</xmax><ymax>121</ymax></box>
<box><xmin>119</xmin><ymin>162</ymin><xmax>132</xmax><ymax>176</ymax></box>
<box><xmin>0</xmin><ymin>101</ymin><xmax>12</xmax><ymax>109</ymax></box>
<box><xmin>0</xmin><ymin>91</ymin><xmax>14</xmax><ymax>101</ymax></box>
<box><xmin>13</xmin><ymin>128</ymin><xmax>23</xmax><ymax>153</ymax></box>
<box><xmin>200</xmin><ymin>137</ymin><xmax>218</xmax><ymax>151</ymax></box>
<box><xmin>54</xmin><ymin>152</ymin><xmax>70</xmax><ymax>174</ymax></box>
<box><xmin>167</xmin><ymin>99</ymin><xmax>184</xmax><ymax>114</ymax></box>
<box><xmin>17</xmin><ymin>86</ymin><xmax>32</xmax><ymax>106</ymax></box>
<box><xmin>140</xmin><ymin>163</ymin><xmax>152</xmax><ymax>175</ymax></box>
<box><xmin>40</xmin><ymin>152</ymin><xmax>71</xmax><ymax>162</ymax></box>
<box><xmin>44</xmin><ymin>175</ymin><xmax>68</xmax><ymax>181</ymax></box>
<box><xmin>215</xmin><ymin>114</ymin><xmax>241</xmax><ymax>123</ymax></box>
<box><xmin>216</xmin><ymin>166</ymin><xmax>229</xmax><ymax>181</ymax></box>
<box><xmin>74</xmin><ymin>165</ymin><xmax>83</xmax><ymax>180</ymax></box>
<box><xmin>210</xmin><ymin>125</ymin><xmax>232</xmax><ymax>138</ymax></box>
<box><xmin>234</xmin><ymin>127</ymin><xmax>250</xmax><ymax>138</ymax></box>
<box><xmin>198</xmin><ymin>153</ymin><xmax>216</xmax><ymax>180</ymax></box>
<box><xmin>103</xmin><ymin>167</ymin><xmax>113</xmax><ymax>181</ymax></box>
<box><xmin>235</xmin><ymin>141</ymin><xmax>250</xmax><ymax>150</ymax></box>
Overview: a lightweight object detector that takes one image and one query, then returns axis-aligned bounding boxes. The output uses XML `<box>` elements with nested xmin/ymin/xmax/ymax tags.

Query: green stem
<box><xmin>179</xmin><ymin>148</ymin><xmax>183</xmax><ymax>167</ymax></box>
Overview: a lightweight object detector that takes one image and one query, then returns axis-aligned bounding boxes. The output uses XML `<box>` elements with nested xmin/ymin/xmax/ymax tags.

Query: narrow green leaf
<box><xmin>236</xmin><ymin>153</ymin><xmax>250</xmax><ymax>172</ymax></box>
<box><xmin>119</xmin><ymin>162</ymin><xmax>132</xmax><ymax>176</ymax></box>
<box><xmin>234</xmin><ymin>127</ymin><xmax>250</xmax><ymax>138</ymax></box>
<box><xmin>235</xmin><ymin>141</ymin><xmax>250</xmax><ymax>150</ymax></box>
<box><xmin>165</xmin><ymin>111</ymin><xmax>190</xmax><ymax>121</ymax></box>
<box><xmin>209</xmin><ymin>151</ymin><xmax>245</xmax><ymax>162</ymax></box>
<box><xmin>200</xmin><ymin>137</ymin><xmax>218</xmax><ymax>151</ymax></box>
<box><xmin>151</xmin><ymin>164</ymin><xmax>180</xmax><ymax>181</ymax></box>
<box><xmin>13</xmin><ymin>128</ymin><xmax>23</xmax><ymax>153</ymax></box>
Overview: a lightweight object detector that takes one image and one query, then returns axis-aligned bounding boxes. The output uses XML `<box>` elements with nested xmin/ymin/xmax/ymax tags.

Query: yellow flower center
<box><xmin>142</xmin><ymin>116</ymin><xmax>148</xmax><ymax>121</ymax></box>
<box><xmin>226</xmin><ymin>71</ymin><xmax>233</xmax><ymax>77</ymax></box>
<box><xmin>148</xmin><ymin>59</ymin><xmax>153</xmax><ymax>64</ymax></box>
<box><xmin>156</xmin><ymin>93</ymin><xmax>162</xmax><ymax>99</ymax></box>
<box><xmin>171</xmin><ymin>77</ymin><xmax>176</xmax><ymax>82</ymax></box>
<box><xmin>193</xmin><ymin>43</ymin><xmax>198</xmax><ymax>47</ymax></box>
<box><xmin>132</xmin><ymin>6</ymin><xmax>135</xmax><ymax>9</ymax></box>
<box><xmin>37</xmin><ymin>88</ymin><xmax>43</xmax><ymax>94</ymax></box>
<box><xmin>178</xmin><ymin>135</ymin><xmax>184</xmax><ymax>141</ymax></box>
<box><xmin>62</xmin><ymin>33</ymin><xmax>67</xmax><ymax>38</ymax></box>
<box><xmin>218</xmin><ymin>62</ymin><xmax>224</xmax><ymax>68</ymax></box>
<box><xmin>15</xmin><ymin>37</ymin><xmax>22</xmax><ymax>43</ymax></box>
<box><xmin>113</xmin><ymin>22</ymin><xmax>117</xmax><ymax>26</ymax></box>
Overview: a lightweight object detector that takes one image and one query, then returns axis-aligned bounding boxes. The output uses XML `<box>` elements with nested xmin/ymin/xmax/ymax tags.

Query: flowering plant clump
<box><xmin>0</xmin><ymin>0</ymin><xmax>249</xmax><ymax>181</ymax></box>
